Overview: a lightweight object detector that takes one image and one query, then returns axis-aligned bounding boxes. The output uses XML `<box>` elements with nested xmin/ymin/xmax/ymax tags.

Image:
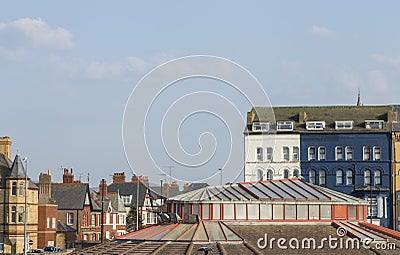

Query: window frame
<box><xmin>336</xmin><ymin>169</ymin><xmax>343</xmax><ymax>185</ymax></box>
<box><xmin>252</xmin><ymin>122</ymin><xmax>269</xmax><ymax>131</ymax></box>
<box><xmin>266</xmin><ymin>147</ymin><xmax>273</xmax><ymax>161</ymax></box>
<box><xmin>345</xmin><ymin>146</ymin><xmax>353</xmax><ymax>160</ymax></box>
<box><xmin>67</xmin><ymin>212</ymin><xmax>74</xmax><ymax>225</ymax></box>
<box><xmin>365</xmin><ymin>120</ymin><xmax>384</xmax><ymax>129</ymax></box>
<box><xmin>283</xmin><ymin>169</ymin><xmax>289</xmax><ymax>179</ymax></box>
<box><xmin>346</xmin><ymin>169</ymin><xmax>354</xmax><ymax>185</ymax></box>
<box><xmin>266</xmin><ymin>170</ymin><xmax>273</xmax><ymax>180</ymax></box>
<box><xmin>11</xmin><ymin>182</ymin><xmax>17</xmax><ymax>196</ymax></box>
<box><xmin>374</xmin><ymin>170</ymin><xmax>381</xmax><ymax>185</ymax></box>
<box><xmin>373</xmin><ymin>146</ymin><xmax>381</xmax><ymax>161</ymax></box>
<box><xmin>309</xmin><ymin>169</ymin><xmax>316</xmax><ymax>184</ymax></box>
<box><xmin>276</xmin><ymin>121</ymin><xmax>294</xmax><ymax>131</ymax></box>
<box><xmin>19</xmin><ymin>182</ymin><xmax>24</xmax><ymax>196</ymax></box>
<box><xmin>283</xmin><ymin>146</ymin><xmax>289</xmax><ymax>161</ymax></box>
<box><xmin>256</xmin><ymin>147</ymin><xmax>263</xmax><ymax>161</ymax></box>
<box><xmin>11</xmin><ymin>206</ymin><xmax>17</xmax><ymax>223</ymax></box>
<box><xmin>335</xmin><ymin>120</ymin><xmax>354</xmax><ymax>130</ymax></box>
<box><xmin>364</xmin><ymin>169</ymin><xmax>371</xmax><ymax>186</ymax></box>
<box><xmin>363</xmin><ymin>146</ymin><xmax>371</xmax><ymax>160</ymax></box>
<box><xmin>318</xmin><ymin>146</ymin><xmax>326</xmax><ymax>160</ymax></box>
<box><xmin>308</xmin><ymin>146</ymin><xmax>316</xmax><ymax>161</ymax></box>
<box><xmin>293</xmin><ymin>146</ymin><xmax>299</xmax><ymax>161</ymax></box>
<box><xmin>306</xmin><ymin>121</ymin><xmax>326</xmax><ymax>130</ymax></box>
<box><xmin>335</xmin><ymin>146</ymin><xmax>343</xmax><ymax>160</ymax></box>
<box><xmin>319</xmin><ymin>169</ymin><xmax>326</xmax><ymax>185</ymax></box>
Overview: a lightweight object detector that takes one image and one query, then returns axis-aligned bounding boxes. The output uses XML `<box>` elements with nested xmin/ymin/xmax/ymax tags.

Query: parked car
<box><xmin>29</xmin><ymin>249</ymin><xmax>44</xmax><ymax>254</ymax></box>
<box><xmin>43</xmin><ymin>246</ymin><xmax>61</xmax><ymax>252</ymax></box>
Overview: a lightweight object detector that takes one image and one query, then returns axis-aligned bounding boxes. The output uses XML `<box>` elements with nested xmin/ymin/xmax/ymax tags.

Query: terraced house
<box><xmin>245</xmin><ymin>103</ymin><xmax>399</xmax><ymax>228</ymax></box>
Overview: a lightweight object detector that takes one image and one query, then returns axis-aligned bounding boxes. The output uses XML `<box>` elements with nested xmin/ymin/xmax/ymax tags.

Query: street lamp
<box><xmin>22</xmin><ymin>157</ymin><xmax>28</xmax><ymax>255</ymax></box>
<box><xmin>219</xmin><ymin>168</ymin><xmax>223</xmax><ymax>185</ymax></box>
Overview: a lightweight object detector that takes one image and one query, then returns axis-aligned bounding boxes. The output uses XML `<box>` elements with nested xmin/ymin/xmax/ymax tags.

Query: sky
<box><xmin>1</xmin><ymin>1</ymin><xmax>400</xmax><ymax>187</ymax></box>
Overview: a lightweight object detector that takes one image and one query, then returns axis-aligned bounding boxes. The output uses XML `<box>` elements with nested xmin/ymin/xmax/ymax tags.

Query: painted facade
<box><xmin>301</xmin><ymin>132</ymin><xmax>392</xmax><ymax>227</ymax></box>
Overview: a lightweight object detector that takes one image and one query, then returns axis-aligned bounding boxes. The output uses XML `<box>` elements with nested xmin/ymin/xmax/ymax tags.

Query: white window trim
<box><xmin>363</xmin><ymin>146</ymin><xmax>371</xmax><ymax>160</ymax></box>
<box><xmin>256</xmin><ymin>147</ymin><xmax>263</xmax><ymax>161</ymax></box>
<box><xmin>335</xmin><ymin>146</ymin><xmax>343</xmax><ymax>160</ymax></box>
<box><xmin>283</xmin><ymin>147</ymin><xmax>290</xmax><ymax>161</ymax></box>
<box><xmin>365</xmin><ymin>120</ymin><xmax>384</xmax><ymax>129</ymax></box>
<box><xmin>308</xmin><ymin>146</ymin><xmax>316</xmax><ymax>160</ymax></box>
<box><xmin>318</xmin><ymin>146</ymin><xmax>326</xmax><ymax>160</ymax></box>
<box><xmin>345</xmin><ymin>146</ymin><xmax>353</xmax><ymax>160</ymax></box>
<box><xmin>252</xmin><ymin>122</ymin><xmax>269</xmax><ymax>131</ymax></box>
<box><xmin>277</xmin><ymin>121</ymin><xmax>294</xmax><ymax>131</ymax></box>
<box><xmin>335</xmin><ymin>120</ymin><xmax>354</xmax><ymax>130</ymax></box>
<box><xmin>266</xmin><ymin>147</ymin><xmax>273</xmax><ymax>161</ymax></box>
<box><xmin>373</xmin><ymin>146</ymin><xmax>381</xmax><ymax>161</ymax></box>
<box><xmin>306</xmin><ymin>121</ymin><xmax>325</xmax><ymax>130</ymax></box>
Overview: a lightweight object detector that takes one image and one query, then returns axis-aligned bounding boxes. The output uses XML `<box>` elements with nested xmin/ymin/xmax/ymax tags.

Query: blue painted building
<box><xmin>301</xmin><ymin>132</ymin><xmax>392</xmax><ymax>227</ymax></box>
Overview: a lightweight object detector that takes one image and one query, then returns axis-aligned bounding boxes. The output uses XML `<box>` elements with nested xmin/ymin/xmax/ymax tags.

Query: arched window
<box><xmin>364</xmin><ymin>169</ymin><xmax>371</xmax><ymax>185</ymax></box>
<box><xmin>374</xmin><ymin>170</ymin><xmax>381</xmax><ymax>185</ymax></box>
<box><xmin>319</xmin><ymin>170</ymin><xmax>326</xmax><ymax>185</ymax></box>
<box><xmin>293</xmin><ymin>169</ymin><xmax>299</xmax><ymax>177</ymax></box>
<box><xmin>19</xmin><ymin>182</ymin><xmax>24</xmax><ymax>196</ymax></box>
<box><xmin>283</xmin><ymin>169</ymin><xmax>289</xmax><ymax>179</ymax></box>
<box><xmin>336</xmin><ymin>169</ymin><xmax>343</xmax><ymax>185</ymax></box>
<box><xmin>266</xmin><ymin>170</ymin><xmax>273</xmax><ymax>180</ymax></box>
<box><xmin>346</xmin><ymin>169</ymin><xmax>354</xmax><ymax>185</ymax></box>
<box><xmin>11</xmin><ymin>206</ymin><xmax>16</xmax><ymax>223</ymax></box>
<box><xmin>309</xmin><ymin>170</ymin><xmax>316</xmax><ymax>184</ymax></box>
<box><xmin>257</xmin><ymin>169</ymin><xmax>264</xmax><ymax>181</ymax></box>
<box><xmin>11</xmin><ymin>182</ymin><xmax>17</xmax><ymax>196</ymax></box>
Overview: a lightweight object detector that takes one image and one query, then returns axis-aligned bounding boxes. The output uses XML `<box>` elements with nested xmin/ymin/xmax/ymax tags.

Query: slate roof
<box><xmin>57</xmin><ymin>221</ymin><xmax>77</xmax><ymax>233</ymax></box>
<box><xmin>107</xmin><ymin>182</ymin><xmax>147</xmax><ymax>206</ymax></box>
<box><xmin>9</xmin><ymin>154</ymin><xmax>27</xmax><ymax>178</ymax></box>
<box><xmin>247</xmin><ymin>105</ymin><xmax>398</xmax><ymax>132</ymax></box>
<box><xmin>51</xmin><ymin>183</ymin><xmax>90</xmax><ymax>210</ymax></box>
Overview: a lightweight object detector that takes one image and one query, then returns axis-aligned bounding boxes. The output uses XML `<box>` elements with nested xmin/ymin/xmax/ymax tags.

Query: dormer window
<box><xmin>335</xmin><ymin>121</ymin><xmax>354</xmax><ymax>130</ymax></box>
<box><xmin>277</xmin><ymin>121</ymin><xmax>294</xmax><ymax>131</ymax></box>
<box><xmin>306</xmin><ymin>121</ymin><xmax>325</xmax><ymax>130</ymax></box>
<box><xmin>252</xmin><ymin>122</ymin><xmax>269</xmax><ymax>131</ymax></box>
<box><xmin>365</xmin><ymin>120</ymin><xmax>384</xmax><ymax>129</ymax></box>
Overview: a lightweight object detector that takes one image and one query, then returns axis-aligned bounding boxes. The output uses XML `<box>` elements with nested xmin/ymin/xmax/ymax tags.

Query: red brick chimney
<box><xmin>112</xmin><ymin>172</ymin><xmax>126</xmax><ymax>183</ymax></box>
<box><xmin>99</xmin><ymin>179</ymin><xmax>107</xmax><ymax>197</ymax></box>
<box><xmin>62</xmin><ymin>168</ymin><xmax>74</xmax><ymax>183</ymax></box>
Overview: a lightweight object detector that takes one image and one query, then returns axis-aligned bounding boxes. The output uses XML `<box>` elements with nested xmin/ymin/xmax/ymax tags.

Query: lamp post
<box><xmin>22</xmin><ymin>157</ymin><xmax>28</xmax><ymax>255</ymax></box>
<box><xmin>160</xmin><ymin>179</ymin><xmax>163</xmax><ymax>214</ymax></box>
<box><xmin>219</xmin><ymin>168</ymin><xmax>223</xmax><ymax>185</ymax></box>
<box><xmin>136</xmin><ymin>175</ymin><xmax>139</xmax><ymax>231</ymax></box>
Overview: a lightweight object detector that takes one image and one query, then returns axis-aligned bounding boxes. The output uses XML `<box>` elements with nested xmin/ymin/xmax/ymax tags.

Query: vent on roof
<box><xmin>252</xmin><ymin>122</ymin><xmax>269</xmax><ymax>131</ymax></box>
<box><xmin>306</xmin><ymin>121</ymin><xmax>325</xmax><ymax>130</ymax></box>
<box><xmin>277</xmin><ymin>121</ymin><xmax>294</xmax><ymax>131</ymax></box>
<box><xmin>365</xmin><ymin>120</ymin><xmax>384</xmax><ymax>129</ymax></box>
<box><xmin>335</xmin><ymin>120</ymin><xmax>354</xmax><ymax>130</ymax></box>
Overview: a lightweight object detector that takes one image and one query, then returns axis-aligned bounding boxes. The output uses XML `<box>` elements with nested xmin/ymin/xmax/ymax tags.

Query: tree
<box><xmin>126</xmin><ymin>204</ymin><xmax>142</xmax><ymax>232</ymax></box>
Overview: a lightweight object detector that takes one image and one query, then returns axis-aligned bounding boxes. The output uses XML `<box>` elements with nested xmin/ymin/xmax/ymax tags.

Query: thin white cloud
<box><xmin>0</xmin><ymin>18</ymin><xmax>74</xmax><ymax>50</ymax></box>
<box><xmin>0</xmin><ymin>46</ymin><xmax>28</xmax><ymax>61</ymax></box>
<box><xmin>311</xmin><ymin>25</ymin><xmax>336</xmax><ymax>38</ymax></box>
<box><xmin>371</xmin><ymin>54</ymin><xmax>400</xmax><ymax>68</ymax></box>
<box><xmin>48</xmin><ymin>54</ymin><xmax>174</xmax><ymax>81</ymax></box>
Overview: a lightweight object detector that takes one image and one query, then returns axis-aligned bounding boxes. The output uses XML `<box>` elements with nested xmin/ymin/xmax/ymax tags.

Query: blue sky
<box><xmin>1</xmin><ymin>1</ymin><xmax>399</xmax><ymax>187</ymax></box>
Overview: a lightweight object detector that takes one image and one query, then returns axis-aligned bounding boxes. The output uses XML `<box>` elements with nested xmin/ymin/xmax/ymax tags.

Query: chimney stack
<box><xmin>99</xmin><ymin>179</ymin><xmax>107</xmax><ymax>197</ymax></box>
<box><xmin>112</xmin><ymin>172</ymin><xmax>126</xmax><ymax>183</ymax></box>
<box><xmin>62</xmin><ymin>168</ymin><xmax>74</xmax><ymax>183</ymax></box>
<box><xmin>39</xmin><ymin>170</ymin><xmax>52</xmax><ymax>203</ymax></box>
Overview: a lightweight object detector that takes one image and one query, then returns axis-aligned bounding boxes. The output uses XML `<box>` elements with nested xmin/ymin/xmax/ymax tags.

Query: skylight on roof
<box><xmin>252</xmin><ymin>122</ymin><xmax>269</xmax><ymax>131</ymax></box>
<box><xmin>277</xmin><ymin>121</ymin><xmax>294</xmax><ymax>131</ymax></box>
<box><xmin>365</xmin><ymin>120</ymin><xmax>384</xmax><ymax>129</ymax></box>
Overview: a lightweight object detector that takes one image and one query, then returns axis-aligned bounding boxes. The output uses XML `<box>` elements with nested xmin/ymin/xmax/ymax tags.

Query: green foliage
<box><xmin>126</xmin><ymin>204</ymin><xmax>142</xmax><ymax>232</ymax></box>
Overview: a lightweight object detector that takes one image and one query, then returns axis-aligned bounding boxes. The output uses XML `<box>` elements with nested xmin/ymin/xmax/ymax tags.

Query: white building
<box><xmin>244</xmin><ymin>107</ymin><xmax>301</xmax><ymax>182</ymax></box>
